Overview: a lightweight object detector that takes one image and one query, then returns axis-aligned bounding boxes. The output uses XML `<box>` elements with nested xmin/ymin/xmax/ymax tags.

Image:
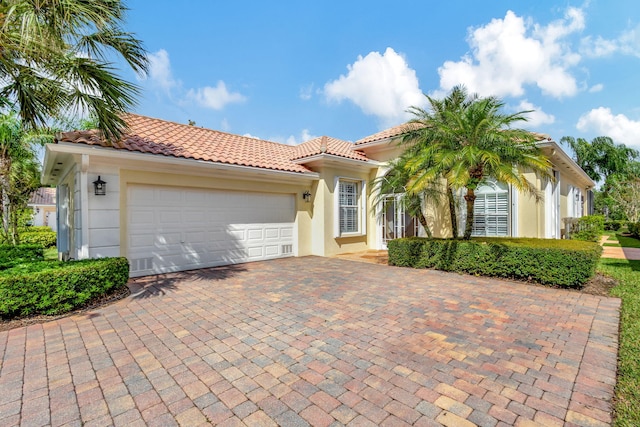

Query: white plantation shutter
<box><xmin>472</xmin><ymin>181</ymin><xmax>509</xmax><ymax>237</ymax></box>
<box><xmin>334</xmin><ymin>178</ymin><xmax>366</xmax><ymax>237</ymax></box>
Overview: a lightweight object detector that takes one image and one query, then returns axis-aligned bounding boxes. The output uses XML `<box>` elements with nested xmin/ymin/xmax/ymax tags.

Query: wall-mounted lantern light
<box><xmin>93</xmin><ymin>176</ymin><xmax>107</xmax><ymax>196</ymax></box>
<box><xmin>302</xmin><ymin>190</ymin><xmax>311</xmax><ymax>202</ymax></box>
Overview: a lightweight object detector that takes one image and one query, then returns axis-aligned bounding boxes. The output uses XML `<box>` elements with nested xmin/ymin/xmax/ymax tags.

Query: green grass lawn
<box><xmin>603</xmin><ymin>232</ymin><xmax>640</xmax><ymax>248</ymax></box>
<box><xmin>600</xmin><ymin>257</ymin><xmax>640</xmax><ymax>425</ymax></box>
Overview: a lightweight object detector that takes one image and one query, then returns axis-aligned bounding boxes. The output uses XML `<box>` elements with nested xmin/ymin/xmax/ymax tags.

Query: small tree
<box><xmin>610</xmin><ymin>178</ymin><xmax>640</xmax><ymax>223</ymax></box>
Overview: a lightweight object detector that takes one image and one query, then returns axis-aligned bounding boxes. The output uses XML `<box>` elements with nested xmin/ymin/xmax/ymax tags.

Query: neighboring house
<box><xmin>27</xmin><ymin>187</ymin><xmax>57</xmax><ymax>231</ymax></box>
<box><xmin>42</xmin><ymin>114</ymin><xmax>594</xmax><ymax>277</ymax></box>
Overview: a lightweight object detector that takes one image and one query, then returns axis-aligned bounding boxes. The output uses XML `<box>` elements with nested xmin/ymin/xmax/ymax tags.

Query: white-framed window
<box><xmin>472</xmin><ymin>180</ymin><xmax>510</xmax><ymax>237</ymax></box>
<box><xmin>334</xmin><ymin>178</ymin><xmax>366</xmax><ymax>237</ymax></box>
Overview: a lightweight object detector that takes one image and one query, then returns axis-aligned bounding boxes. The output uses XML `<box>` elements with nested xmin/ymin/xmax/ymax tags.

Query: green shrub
<box><xmin>604</xmin><ymin>220</ymin><xmax>626</xmax><ymax>232</ymax></box>
<box><xmin>18</xmin><ymin>226</ymin><xmax>53</xmax><ymax>233</ymax></box>
<box><xmin>0</xmin><ymin>244</ymin><xmax>44</xmax><ymax>270</ymax></box>
<box><xmin>571</xmin><ymin>215</ymin><xmax>605</xmax><ymax>242</ymax></box>
<box><xmin>629</xmin><ymin>222</ymin><xmax>640</xmax><ymax>238</ymax></box>
<box><xmin>0</xmin><ymin>257</ymin><xmax>129</xmax><ymax>318</ymax></box>
<box><xmin>19</xmin><ymin>231</ymin><xmax>57</xmax><ymax>248</ymax></box>
<box><xmin>388</xmin><ymin>237</ymin><xmax>601</xmax><ymax>288</ymax></box>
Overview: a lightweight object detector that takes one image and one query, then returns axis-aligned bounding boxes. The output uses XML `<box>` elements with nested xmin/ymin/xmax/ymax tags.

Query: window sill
<box><xmin>338</xmin><ymin>232</ymin><xmax>365</xmax><ymax>238</ymax></box>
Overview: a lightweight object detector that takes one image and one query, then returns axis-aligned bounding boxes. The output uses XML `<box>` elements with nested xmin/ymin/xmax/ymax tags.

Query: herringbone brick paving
<box><xmin>0</xmin><ymin>257</ymin><xmax>619</xmax><ymax>426</ymax></box>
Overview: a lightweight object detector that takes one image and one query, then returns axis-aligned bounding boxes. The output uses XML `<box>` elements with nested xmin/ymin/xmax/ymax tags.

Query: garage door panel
<box><xmin>128</xmin><ymin>185</ymin><xmax>295</xmax><ymax>277</ymax></box>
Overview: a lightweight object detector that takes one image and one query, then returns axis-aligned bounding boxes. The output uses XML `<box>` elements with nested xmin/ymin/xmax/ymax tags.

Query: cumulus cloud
<box><xmin>270</xmin><ymin>129</ymin><xmax>318</xmax><ymax>146</ymax></box>
<box><xmin>139</xmin><ymin>49</ymin><xmax>246</xmax><ymax>110</ymax></box>
<box><xmin>515</xmin><ymin>100</ymin><xmax>555</xmax><ymax>127</ymax></box>
<box><xmin>581</xmin><ymin>24</ymin><xmax>640</xmax><ymax>58</ymax></box>
<box><xmin>576</xmin><ymin>107</ymin><xmax>640</xmax><ymax>148</ymax></box>
<box><xmin>588</xmin><ymin>83</ymin><xmax>604</xmax><ymax>93</ymax></box>
<box><xmin>299</xmin><ymin>84</ymin><xmax>315</xmax><ymax>100</ymax></box>
<box><xmin>186</xmin><ymin>81</ymin><xmax>246</xmax><ymax>110</ymax></box>
<box><xmin>438</xmin><ymin>8</ymin><xmax>584</xmax><ymax>99</ymax></box>
<box><xmin>324</xmin><ymin>47</ymin><xmax>425</xmax><ymax>126</ymax></box>
<box><xmin>139</xmin><ymin>49</ymin><xmax>179</xmax><ymax>93</ymax></box>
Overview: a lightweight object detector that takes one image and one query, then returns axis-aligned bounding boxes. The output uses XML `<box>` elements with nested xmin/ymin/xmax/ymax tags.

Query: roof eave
<box><xmin>44</xmin><ymin>142</ymin><xmax>320</xmax><ymax>183</ymax></box>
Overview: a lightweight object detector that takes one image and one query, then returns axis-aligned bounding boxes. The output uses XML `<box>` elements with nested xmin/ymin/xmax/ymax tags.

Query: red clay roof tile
<box><xmin>29</xmin><ymin>187</ymin><xmax>56</xmax><ymax>205</ymax></box>
<box><xmin>56</xmin><ymin>114</ymin><xmax>370</xmax><ymax>173</ymax></box>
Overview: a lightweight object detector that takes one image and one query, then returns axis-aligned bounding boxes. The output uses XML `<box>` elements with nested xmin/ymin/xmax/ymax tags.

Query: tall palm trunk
<box><xmin>416</xmin><ymin>210</ymin><xmax>433</xmax><ymax>238</ymax></box>
<box><xmin>447</xmin><ymin>186</ymin><xmax>458</xmax><ymax>238</ymax></box>
<box><xmin>463</xmin><ymin>188</ymin><xmax>476</xmax><ymax>240</ymax></box>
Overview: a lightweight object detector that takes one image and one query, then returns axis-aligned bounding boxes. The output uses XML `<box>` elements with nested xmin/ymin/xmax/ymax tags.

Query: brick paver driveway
<box><xmin>0</xmin><ymin>257</ymin><xmax>620</xmax><ymax>427</ymax></box>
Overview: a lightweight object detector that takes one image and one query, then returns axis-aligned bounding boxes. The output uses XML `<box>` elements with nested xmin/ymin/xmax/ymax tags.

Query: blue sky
<box><xmin>123</xmin><ymin>0</ymin><xmax>640</xmax><ymax>150</ymax></box>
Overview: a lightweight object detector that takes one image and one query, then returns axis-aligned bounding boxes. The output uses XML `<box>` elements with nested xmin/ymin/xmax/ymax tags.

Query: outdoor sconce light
<box><xmin>93</xmin><ymin>176</ymin><xmax>107</xmax><ymax>196</ymax></box>
<box><xmin>302</xmin><ymin>190</ymin><xmax>312</xmax><ymax>202</ymax></box>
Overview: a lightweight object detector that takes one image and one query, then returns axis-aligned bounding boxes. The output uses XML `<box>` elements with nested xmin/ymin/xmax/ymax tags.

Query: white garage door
<box><xmin>128</xmin><ymin>185</ymin><xmax>296</xmax><ymax>277</ymax></box>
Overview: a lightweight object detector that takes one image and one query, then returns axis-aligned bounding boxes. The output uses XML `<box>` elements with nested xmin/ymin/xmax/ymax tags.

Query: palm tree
<box><xmin>401</xmin><ymin>86</ymin><xmax>552</xmax><ymax>239</ymax></box>
<box><xmin>372</xmin><ymin>155</ymin><xmax>437</xmax><ymax>238</ymax></box>
<box><xmin>0</xmin><ymin>0</ymin><xmax>148</xmax><ymax>141</ymax></box>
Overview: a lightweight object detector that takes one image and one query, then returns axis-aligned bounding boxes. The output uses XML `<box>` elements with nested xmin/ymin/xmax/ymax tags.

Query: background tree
<box><xmin>402</xmin><ymin>86</ymin><xmax>552</xmax><ymax>239</ymax></box>
<box><xmin>0</xmin><ymin>113</ymin><xmax>48</xmax><ymax>244</ymax></box>
<box><xmin>609</xmin><ymin>178</ymin><xmax>640</xmax><ymax>223</ymax></box>
<box><xmin>0</xmin><ymin>0</ymin><xmax>148</xmax><ymax>141</ymax></box>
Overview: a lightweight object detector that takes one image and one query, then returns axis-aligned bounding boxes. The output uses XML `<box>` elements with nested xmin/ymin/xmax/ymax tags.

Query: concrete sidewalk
<box><xmin>600</xmin><ymin>235</ymin><xmax>640</xmax><ymax>260</ymax></box>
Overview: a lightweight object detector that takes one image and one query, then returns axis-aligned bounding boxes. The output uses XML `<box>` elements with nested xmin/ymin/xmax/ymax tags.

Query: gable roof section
<box><xmin>28</xmin><ymin>187</ymin><xmax>56</xmax><ymax>205</ymax></box>
<box><xmin>292</xmin><ymin>136</ymin><xmax>368</xmax><ymax>161</ymax></box>
<box><xmin>57</xmin><ymin>114</ymin><xmax>369</xmax><ymax>174</ymax></box>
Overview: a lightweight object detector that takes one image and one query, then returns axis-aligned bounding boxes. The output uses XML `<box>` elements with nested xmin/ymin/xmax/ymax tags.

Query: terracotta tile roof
<box><xmin>57</xmin><ymin>114</ymin><xmax>315</xmax><ymax>174</ymax></box>
<box><xmin>355</xmin><ymin>123</ymin><xmax>423</xmax><ymax>145</ymax></box>
<box><xmin>29</xmin><ymin>187</ymin><xmax>56</xmax><ymax>205</ymax></box>
<box><xmin>292</xmin><ymin>136</ymin><xmax>368</xmax><ymax>161</ymax></box>
<box><xmin>356</xmin><ymin>122</ymin><xmax>552</xmax><ymax>145</ymax></box>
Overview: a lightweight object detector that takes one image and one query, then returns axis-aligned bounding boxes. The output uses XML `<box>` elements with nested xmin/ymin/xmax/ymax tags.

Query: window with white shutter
<box><xmin>472</xmin><ymin>180</ymin><xmax>509</xmax><ymax>237</ymax></box>
<box><xmin>339</xmin><ymin>180</ymin><xmax>360</xmax><ymax>234</ymax></box>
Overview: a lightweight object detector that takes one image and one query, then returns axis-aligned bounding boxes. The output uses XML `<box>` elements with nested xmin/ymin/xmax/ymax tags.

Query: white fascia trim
<box><xmin>48</xmin><ymin>143</ymin><xmax>320</xmax><ymax>181</ymax></box>
<box><xmin>537</xmin><ymin>140</ymin><xmax>595</xmax><ymax>188</ymax></box>
<box><xmin>352</xmin><ymin>137</ymin><xmax>395</xmax><ymax>150</ymax></box>
<box><xmin>293</xmin><ymin>153</ymin><xmax>380</xmax><ymax>168</ymax></box>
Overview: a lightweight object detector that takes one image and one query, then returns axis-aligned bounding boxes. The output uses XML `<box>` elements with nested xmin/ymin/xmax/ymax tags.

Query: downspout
<box><xmin>80</xmin><ymin>154</ymin><xmax>90</xmax><ymax>259</ymax></box>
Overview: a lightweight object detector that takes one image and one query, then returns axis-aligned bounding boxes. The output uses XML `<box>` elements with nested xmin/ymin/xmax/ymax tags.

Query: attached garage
<box><xmin>127</xmin><ymin>185</ymin><xmax>296</xmax><ymax>277</ymax></box>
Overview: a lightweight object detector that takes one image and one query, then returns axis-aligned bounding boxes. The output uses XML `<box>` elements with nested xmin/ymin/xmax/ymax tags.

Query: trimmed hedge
<box><xmin>18</xmin><ymin>226</ymin><xmax>53</xmax><ymax>233</ymax></box>
<box><xmin>19</xmin><ymin>231</ymin><xmax>57</xmax><ymax>248</ymax></box>
<box><xmin>571</xmin><ymin>215</ymin><xmax>604</xmax><ymax>242</ymax></box>
<box><xmin>388</xmin><ymin>237</ymin><xmax>602</xmax><ymax>288</ymax></box>
<box><xmin>0</xmin><ymin>257</ymin><xmax>130</xmax><ymax>318</ymax></box>
<box><xmin>629</xmin><ymin>222</ymin><xmax>640</xmax><ymax>239</ymax></box>
<box><xmin>0</xmin><ymin>245</ymin><xmax>44</xmax><ymax>270</ymax></box>
<box><xmin>604</xmin><ymin>220</ymin><xmax>626</xmax><ymax>232</ymax></box>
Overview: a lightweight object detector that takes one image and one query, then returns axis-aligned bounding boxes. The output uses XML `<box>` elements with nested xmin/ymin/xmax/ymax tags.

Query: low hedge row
<box><xmin>19</xmin><ymin>231</ymin><xmax>57</xmax><ymax>248</ymax></box>
<box><xmin>388</xmin><ymin>237</ymin><xmax>602</xmax><ymax>288</ymax></box>
<box><xmin>629</xmin><ymin>222</ymin><xmax>640</xmax><ymax>239</ymax></box>
<box><xmin>0</xmin><ymin>245</ymin><xmax>44</xmax><ymax>270</ymax></box>
<box><xmin>0</xmin><ymin>257</ymin><xmax>130</xmax><ymax>318</ymax></box>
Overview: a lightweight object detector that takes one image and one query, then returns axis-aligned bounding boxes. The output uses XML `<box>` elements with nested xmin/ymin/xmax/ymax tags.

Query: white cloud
<box><xmin>220</xmin><ymin>118</ymin><xmax>230</xmax><ymax>131</ymax></box>
<box><xmin>438</xmin><ymin>8</ymin><xmax>584</xmax><ymax>99</ymax></box>
<box><xmin>140</xmin><ymin>49</ymin><xmax>179</xmax><ymax>93</ymax></box>
<box><xmin>324</xmin><ymin>47</ymin><xmax>425</xmax><ymax>126</ymax></box>
<box><xmin>242</xmin><ymin>133</ymin><xmax>261</xmax><ymax>139</ymax></box>
<box><xmin>186</xmin><ymin>81</ymin><xmax>246</xmax><ymax>110</ymax></box>
<box><xmin>576</xmin><ymin>107</ymin><xmax>640</xmax><ymax>148</ymax></box>
<box><xmin>588</xmin><ymin>83</ymin><xmax>604</xmax><ymax>93</ymax></box>
<box><xmin>271</xmin><ymin>129</ymin><xmax>318</xmax><ymax>146</ymax></box>
<box><xmin>299</xmin><ymin>84</ymin><xmax>314</xmax><ymax>100</ymax></box>
<box><xmin>516</xmin><ymin>100</ymin><xmax>555</xmax><ymax>127</ymax></box>
<box><xmin>581</xmin><ymin>24</ymin><xmax>640</xmax><ymax>58</ymax></box>
<box><xmin>138</xmin><ymin>49</ymin><xmax>246</xmax><ymax>110</ymax></box>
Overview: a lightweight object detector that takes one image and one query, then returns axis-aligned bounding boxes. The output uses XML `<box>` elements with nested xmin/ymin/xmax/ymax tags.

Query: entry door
<box><xmin>381</xmin><ymin>195</ymin><xmax>419</xmax><ymax>248</ymax></box>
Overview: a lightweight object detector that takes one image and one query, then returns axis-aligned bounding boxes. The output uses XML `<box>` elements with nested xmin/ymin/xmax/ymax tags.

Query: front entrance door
<box><xmin>381</xmin><ymin>195</ymin><xmax>419</xmax><ymax>249</ymax></box>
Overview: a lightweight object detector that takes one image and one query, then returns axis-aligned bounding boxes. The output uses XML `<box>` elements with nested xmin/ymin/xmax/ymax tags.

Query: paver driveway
<box><xmin>0</xmin><ymin>257</ymin><xmax>620</xmax><ymax>427</ymax></box>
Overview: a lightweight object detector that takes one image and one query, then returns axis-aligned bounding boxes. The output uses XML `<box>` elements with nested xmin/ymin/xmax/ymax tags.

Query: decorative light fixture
<box><xmin>302</xmin><ymin>190</ymin><xmax>311</xmax><ymax>202</ymax></box>
<box><xmin>93</xmin><ymin>176</ymin><xmax>107</xmax><ymax>196</ymax></box>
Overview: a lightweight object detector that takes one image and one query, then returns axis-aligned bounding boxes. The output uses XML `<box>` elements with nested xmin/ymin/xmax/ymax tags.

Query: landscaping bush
<box><xmin>19</xmin><ymin>230</ymin><xmax>57</xmax><ymax>248</ymax></box>
<box><xmin>0</xmin><ymin>257</ymin><xmax>129</xmax><ymax>318</ymax></box>
<box><xmin>604</xmin><ymin>220</ymin><xmax>626</xmax><ymax>232</ymax></box>
<box><xmin>571</xmin><ymin>215</ymin><xmax>605</xmax><ymax>242</ymax></box>
<box><xmin>17</xmin><ymin>226</ymin><xmax>54</xmax><ymax>233</ymax></box>
<box><xmin>629</xmin><ymin>222</ymin><xmax>640</xmax><ymax>239</ymax></box>
<box><xmin>388</xmin><ymin>237</ymin><xmax>601</xmax><ymax>288</ymax></box>
<box><xmin>0</xmin><ymin>244</ymin><xmax>44</xmax><ymax>270</ymax></box>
